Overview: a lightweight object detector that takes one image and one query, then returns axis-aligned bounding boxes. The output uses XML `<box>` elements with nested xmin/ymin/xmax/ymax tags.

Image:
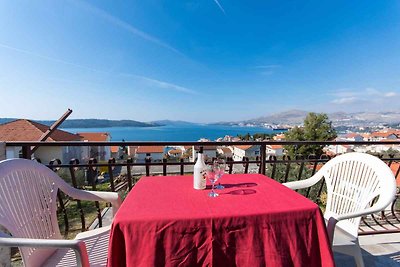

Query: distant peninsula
<box><xmin>0</xmin><ymin>118</ymin><xmax>163</xmax><ymax>128</ymax></box>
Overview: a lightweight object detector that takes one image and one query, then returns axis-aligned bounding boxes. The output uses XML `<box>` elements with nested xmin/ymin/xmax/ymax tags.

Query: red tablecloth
<box><xmin>108</xmin><ymin>174</ymin><xmax>334</xmax><ymax>267</ymax></box>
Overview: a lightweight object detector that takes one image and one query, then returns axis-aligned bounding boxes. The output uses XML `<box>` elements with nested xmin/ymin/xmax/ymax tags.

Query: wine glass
<box><xmin>206</xmin><ymin>164</ymin><xmax>218</xmax><ymax>197</ymax></box>
<box><xmin>214</xmin><ymin>159</ymin><xmax>226</xmax><ymax>190</ymax></box>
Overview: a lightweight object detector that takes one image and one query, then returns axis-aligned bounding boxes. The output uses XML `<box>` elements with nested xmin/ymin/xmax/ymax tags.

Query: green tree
<box><xmin>285</xmin><ymin>112</ymin><xmax>337</xmax><ymax>157</ymax></box>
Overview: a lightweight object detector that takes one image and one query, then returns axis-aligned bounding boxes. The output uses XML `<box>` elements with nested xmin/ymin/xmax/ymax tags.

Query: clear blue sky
<box><xmin>0</xmin><ymin>0</ymin><xmax>399</xmax><ymax>122</ymax></box>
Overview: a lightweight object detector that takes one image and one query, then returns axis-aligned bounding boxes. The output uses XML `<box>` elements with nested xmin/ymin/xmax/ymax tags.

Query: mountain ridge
<box><xmin>0</xmin><ymin>118</ymin><xmax>161</xmax><ymax>128</ymax></box>
<box><xmin>215</xmin><ymin>110</ymin><xmax>400</xmax><ymax>127</ymax></box>
<box><xmin>2</xmin><ymin>110</ymin><xmax>400</xmax><ymax>128</ymax></box>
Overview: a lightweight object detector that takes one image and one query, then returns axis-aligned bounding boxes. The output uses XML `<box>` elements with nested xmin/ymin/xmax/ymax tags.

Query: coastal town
<box><xmin>1</xmin><ymin>118</ymin><xmax>400</xmax><ymax>165</ymax></box>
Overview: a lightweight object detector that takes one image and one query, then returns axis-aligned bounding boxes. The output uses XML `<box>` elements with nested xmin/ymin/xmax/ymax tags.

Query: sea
<box><xmin>62</xmin><ymin>124</ymin><xmax>284</xmax><ymax>142</ymax></box>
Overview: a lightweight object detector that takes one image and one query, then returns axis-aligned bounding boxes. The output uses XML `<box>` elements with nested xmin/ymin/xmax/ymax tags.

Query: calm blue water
<box><xmin>63</xmin><ymin>125</ymin><xmax>282</xmax><ymax>141</ymax></box>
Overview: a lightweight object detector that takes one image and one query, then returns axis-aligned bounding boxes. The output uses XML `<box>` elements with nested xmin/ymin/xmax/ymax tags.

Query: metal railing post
<box><xmin>69</xmin><ymin>159</ymin><xmax>85</xmax><ymax>231</ymax></box>
<box><xmin>260</xmin><ymin>143</ymin><xmax>266</xmax><ymax>175</ymax></box>
<box><xmin>108</xmin><ymin>158</ymin><xmax>116</xmax><ymax>192</ymax></box>
<box><xmin>21</xmin><ymin>145</ymin><xmax>32</xmax><ymax>159</ymax></box>
<box><xmin>126</xmin><ymin>158</ymin><xmax>133</xmax><ymax>190</ymax></box>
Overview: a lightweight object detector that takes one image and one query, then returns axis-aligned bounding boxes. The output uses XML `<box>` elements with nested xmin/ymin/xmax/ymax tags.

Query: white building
<box><xmin>77</xmin><ymin>132</ymin><xmax>112</xmax><ymax>162</ymax></box>
<box><xmin>232</xmin><ymin>145</ymin><xmax>260</xmax><ymax>161</ymax></box>
<box><xmin>326</xmin><ymin>144</ymin><xmax>354</xmax><ymax>155</ymax></box>
<box><xmin>265</xmin><ymin>145</ymin><xmax>284</xmax><ymax>156</ymax></box>
<box><xmin>167</xmin><ymin>148</ymin><xmax>183</xmax><ymax>158</ymax></box>
<box><xmin>217</xmin><ymin>146</ymin><xmax>233</xmax><ymax>158</ymax></box>
<box><xmin>136</xmin><ymin>146</ymin><xmax>165</xmax><ymax>162</ymax></box>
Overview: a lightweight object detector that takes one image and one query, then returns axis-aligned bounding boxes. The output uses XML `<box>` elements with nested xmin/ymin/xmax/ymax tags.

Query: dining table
<box><xmin>107</xmin><ymin>173</ymin><xmax>335</xmax><ymax>267</ymax></box>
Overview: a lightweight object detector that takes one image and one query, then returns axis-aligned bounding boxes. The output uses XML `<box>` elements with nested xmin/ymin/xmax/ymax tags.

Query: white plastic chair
<box><xmin>283</xmin><ymin>152</ymin><xmax>396</xmax><ymax>267</ymax></box>
<box><xmin>0</xmin><ymin>158</ymin><xmax>122</xmax><ymax>267</ymax></box>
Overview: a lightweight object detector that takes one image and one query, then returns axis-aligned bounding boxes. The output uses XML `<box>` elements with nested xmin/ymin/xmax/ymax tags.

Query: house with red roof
<box><xmin>232</xmin><ymin>145</ymin><xmax>260</xmax><ymax>161</ymax></box>
<box><xmin>192</xmin><ymin>145</ymin><xmax>217</xmax><ymax>162</ymax></box>
<box><xmin>273</xmin><ymin>133</ymin><xmax>285</xmax><ymax>141</ymax></box>
<box><xmin>370</xmin><ymin>131</ymin><xmax>399</xmax><ymax>141</ymax></box>
<box><xmin>167</xmin><ymin>148</ymin><xmax>183</xmax><ymax>158</ymax></box>
<box><xmin>135</xmin><ymin>146</ymin><xmax>165</xmax><ymax>162</ymax></box>
<box><xmin>0</xmin><ymin>119</ymin><xmax>82</xmax><ymax>163</ymax></box>
<box><xmin>217</xmin><ymin>146</ymin><xmax>233</xmax><ymax>158</ymax></box>
<box><xmin>77</xmin><ymin>132</ymin><xmax>111</xmax><ymax>162</ymax></box>
<box><xmin>343</xmin><ymin>133</ymin><xmax>364</xmax><ymax>141</ymax></box>
<box><xmin>266</xmin><ymin>144</ymin><xmax>284</xmax><ymax>156</ymax></box>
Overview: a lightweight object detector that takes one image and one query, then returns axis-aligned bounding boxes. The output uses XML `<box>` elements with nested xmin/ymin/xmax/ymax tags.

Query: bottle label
<box><xmin>194</xmin><ymin>168</ymin><xmax>206</xmax><ymax>190</ymax></box>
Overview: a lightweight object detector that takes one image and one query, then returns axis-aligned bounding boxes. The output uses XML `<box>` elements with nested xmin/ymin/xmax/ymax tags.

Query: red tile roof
<box><xmin>389</xmin><ymin>163</ymin><xmax>400</xmax><ymax>186</ymax></box>
<box><xmin>268</xmin><ymin>145</ymin><xmax>283</xmax><ymax>149</ymax></box>
<box><xmin>0</xmin><ymin>119</ymin><xmax>81</xmax><ymax>141</ymax></box>
<box><xmin>77</xmin><ymin>132</ymin><xmax>110</xmax><ymax>141</ymax></box>
<box><xmin>136</xmin><ymin>146</ymin><xmax>164</xmax><ymax>153</ymax></box>
<box><xmin>361</xmin><ymin>133</ymin><xmax>371</xmax><ymax>138</ymax></box>
<box><xmin>234</xmin><ymin>145</ymin><xmax>253</xmax><ymax>150</ymax></box>
<box><xmin>219</xmin><ymin>147</ymin><xmax>232</xmax><ymax>153</ymax></box>
<box><xmin>168</xmin><ymin>149</ymin><xmax>183</xmax><ymax>154</ymax></box>
<box><xmin>273</xmin><ymin>134</ymin><xmax>285</xmax><ymax>140</ymax></box>
<box><xmin>345</xmin><ymin>133</ymin><xmax>362</xmax><ymax>138</ymax></box>
<box><xmin>371</xmin><ymin>132</ymin><xmax>393</xmax><ymax>138</ymax></box>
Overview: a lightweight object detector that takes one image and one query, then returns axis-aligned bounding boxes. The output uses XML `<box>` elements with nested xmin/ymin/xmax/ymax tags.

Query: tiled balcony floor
<box><xmin>334</xmin><ymin>233</ymin><xmax>400</xmax><ymax>266</ymax></box>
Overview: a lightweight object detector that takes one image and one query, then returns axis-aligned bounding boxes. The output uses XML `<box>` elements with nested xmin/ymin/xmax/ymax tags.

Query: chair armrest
<box><xmin>283</xmin><ymin>179</ymin><xmax>316</xmax><ymax>190</ymax></box>
<box><xmin>336</xmin><ymin>205</ymin><xmax>391</xmax><ymax>222</ymax></box>
<box><xmin>65</xmin><ymin>188</ymin><xmax>122</xmax><ymax>216</ymax></box>
<box><xmin>325</xmin><ymin>201</ymin><xmax>395</xmax><ymax>245</ymax></box>
<box><xmin>0</xmin><ymin>233</ymin><xmax>90</xmax><ymax>267</ymax></box>
<box><xmin>283</xmin><ymin>171</ymin><xmax>324</xmax><ymax>190</ymax></box>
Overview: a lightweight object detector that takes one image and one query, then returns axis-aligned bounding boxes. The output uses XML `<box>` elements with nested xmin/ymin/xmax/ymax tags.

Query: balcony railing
<box><xmin>4</xmin><ymin>140</ymin><xmax>400</xmax><ymax>237</ymax></box>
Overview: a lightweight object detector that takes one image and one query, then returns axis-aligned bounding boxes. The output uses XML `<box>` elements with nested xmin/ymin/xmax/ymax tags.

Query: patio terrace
<box><xmin>2</xmin><ymin>140</ymin><xmax>400</xmax><ymax>266</ymax></box>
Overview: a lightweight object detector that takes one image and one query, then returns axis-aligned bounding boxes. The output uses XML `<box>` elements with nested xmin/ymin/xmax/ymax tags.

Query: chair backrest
<box><xmin>320</xmin><ymin>152</ymin><xmax>396</xmax><ymax>237</ymax></box>
<box><xmin>0</xmin><ymin>158</ymin><xmax>67</xmax><ymax>267</ymax></box>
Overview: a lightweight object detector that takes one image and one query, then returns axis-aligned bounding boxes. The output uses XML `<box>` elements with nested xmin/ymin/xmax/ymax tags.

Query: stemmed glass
<box><xmin>214</xmin><ymin>159</ymin><xmax>226</xmax><ymax>190</ymax></box>
<box><xmin>206</xmin><ymin>164</ymin><xmax>218</xmax><ymax>197</ymax></box>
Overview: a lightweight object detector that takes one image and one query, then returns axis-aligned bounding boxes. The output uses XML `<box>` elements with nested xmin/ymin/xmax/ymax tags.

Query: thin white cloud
<box><xmin>252</xmin><ymin>65</ymin><xmax>281</xmax><ymax>75</ymax></box>
<box><xmin>0</xmin><ymin>43</ymin><xmax>109</xmax><ymax>74</ymax></box>
<box><xmin>69</xmin><ymin>0</ymin><xmax>183</xmax><ymax>55</ymax></box>
<box><xmin>0</xmin><ymin>42</ymin><xmax>197</xmax><ymax>95</ymax></box>
<box><xmin>331</xmin><ymin>97</ymin><xmax>357</xmax><ymax>104</ymax></box>
<box><xmin>253</xmin><ymin>65</ymin><xmax>281</xmax><ymax>69</ymax></box>
<box><xmin>213</xmin><ymin>0</ymin><xmax>226</xmax><ymax>15</ymax></box>
<box><xmin>120</xmin><ymin>73</ymin><xmax>198</xmax><ymax>95</ymax></box>
<box><xmin>384</xmin><ymin>92</ymin><xmax>397</xmax><ymax>97</ymax></box>
<box><xmin>365</xmin><ymin>87</ymin><xmax>379</xmax><ymax>95</ymax></box>
<box><xmin>330</xmin><ymin>88</ymin><xmax>398</xmax><ymax>105</ymax></box>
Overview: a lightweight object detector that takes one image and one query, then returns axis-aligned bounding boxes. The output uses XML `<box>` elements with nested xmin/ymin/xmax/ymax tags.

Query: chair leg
<box><xmin>333</xmin><ymin>243</ymin><xmax>364</xmax><ymax>267</ymax></box>
<box><xmin>353</xmin><ymin>241</ymin><xmax>364</xmax><ymax>267</ymax></box>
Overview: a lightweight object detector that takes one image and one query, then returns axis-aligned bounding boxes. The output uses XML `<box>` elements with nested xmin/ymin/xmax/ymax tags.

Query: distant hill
<box><xmin>0</xmin><ymin>118</ymin><xmax>162</xmax><ymax>128</ymax></box>
<box><xmin>249</xmin><ymin>110</ymin><xmax>309</xmax><ymax>125</ymax></box>
<box><xmin>0</xmin><ymin>118</ymin><xmax>17</xmax><ymax>125</ymax></box>
<box><xmin>218</xmin><ymin>110</ymin><xmax>400</xmax><ymax>128</ymax></box>
<box><xmin>151</xmin><ymin>120</ymin><xmax>196</xmax><ymax>126</ymax></box>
